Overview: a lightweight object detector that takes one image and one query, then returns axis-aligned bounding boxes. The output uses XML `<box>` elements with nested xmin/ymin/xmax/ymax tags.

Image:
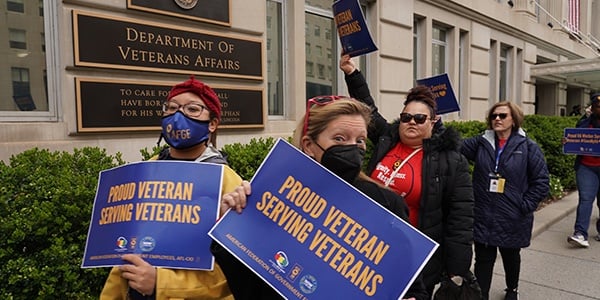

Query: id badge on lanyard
<box><xmin>488</xmin><ymin>173</ymin><xmax>505</xmax><ymax>193</ymax></box>
<box><xmin>489</xmin><ymin>145</ymin><xmax>505</xmax><ymax>193</ymax></box>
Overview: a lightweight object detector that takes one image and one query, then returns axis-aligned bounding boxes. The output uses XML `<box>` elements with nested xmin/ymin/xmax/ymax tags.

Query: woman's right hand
<box><xmin>219</xmin><ymin>180</ymin><xmax>251</xmax><ymax>216</ymax></box>
<box><xmin>339</xmin><ymin>54</ymin><xmax>357</xmax><ymax>75</ymax></box>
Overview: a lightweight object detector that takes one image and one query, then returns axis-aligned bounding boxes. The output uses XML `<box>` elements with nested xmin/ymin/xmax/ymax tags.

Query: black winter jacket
<box><xmin>345</xmin><ymin>70</ymin><xmax>474</xmax><ymax>289</ymax></box>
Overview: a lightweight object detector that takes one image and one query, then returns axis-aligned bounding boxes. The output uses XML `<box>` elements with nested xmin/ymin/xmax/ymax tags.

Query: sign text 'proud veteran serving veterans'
<box><xmin>210</xmin><ymin>139</ymin><xmax>438</xmax><ymax>299</ymax></box>
<box><xmin>82</xmin><ymin>161</ymin><xmax>223</xmax><ymax>270</ymax></box>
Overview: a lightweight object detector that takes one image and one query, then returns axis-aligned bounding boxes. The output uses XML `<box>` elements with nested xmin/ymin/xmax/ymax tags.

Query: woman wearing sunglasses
<box><xmin>461</xmin><ymin>102</ymin><xmax>549</xmax><ymax>300</ymax></box>
<box><xmin>340</xmin><ymin>55</ymin><xmax>475</xmax><ymax>298</ymax></box>
<box><xmin>212</xmin><ymin>97</ymin><xmax>428</xmax><ymax>300</ymax></box>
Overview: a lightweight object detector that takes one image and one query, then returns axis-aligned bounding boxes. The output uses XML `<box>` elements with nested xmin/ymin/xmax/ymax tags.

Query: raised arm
<box><xmin>340</xmin><ymin>54</ymin><xmax>389</xmax><ymax>144</ymax></box>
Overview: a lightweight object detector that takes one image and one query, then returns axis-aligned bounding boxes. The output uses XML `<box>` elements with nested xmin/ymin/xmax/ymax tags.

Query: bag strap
<box><xmin>384</xmin><ymin>147</ymin><xmax>422</xmax><ymax>187</ymax></box>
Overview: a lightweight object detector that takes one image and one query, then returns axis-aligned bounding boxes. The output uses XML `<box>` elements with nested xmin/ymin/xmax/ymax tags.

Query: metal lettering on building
<box><xmin>72</xmin><ymin>10</ymin><xmax>261</xmax><ymax>80</ymax></box>
<box><xmin>127</xmin><ymin>0</ymin><xmax>230</xmax><ymax>26</ymax></box>
<box><xmin>75</xmin><ymin>78</ymin><xmax>264</xmax><ymax>133</ymax></box>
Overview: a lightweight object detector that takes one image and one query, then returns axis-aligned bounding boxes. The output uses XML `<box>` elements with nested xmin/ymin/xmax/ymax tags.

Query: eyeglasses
<box><xmin>491</xmin><ymin>113</ymin><xmax>508</xmax><ymax>120</ymax></box>
<box><xmin>400</xmin><ymin>113</ymin><xmax>430</xmax><ymax>124</ymax></box>
<box><xmin>302</xmin><ymin>95</ymin><xmax>345</xmax><ymax>136</ymax></box>
<box><xmin>162</xmin><ymin>101</ymin><xmax>208</xmax><ymax>118</ymax></box>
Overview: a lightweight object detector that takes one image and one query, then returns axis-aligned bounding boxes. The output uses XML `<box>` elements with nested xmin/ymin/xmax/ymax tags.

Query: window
<box><xmin>9</xmin><ymin>29</ymin><xmax>27</xmax><ymax>49</ymax></box>
<box><xmin>499</xmin><ymin>45</ymin><xmax>509</xmax><ymax>101</ymax></box>
<box><xmin>2</xmin><ymin>0</ymin><xmax>55</xmax><ymax>116</ymax></box>
<box><xmin>266</xmin><ymin>0</ymin><xmax>285</xmax><ymax>116</ymax></box>
<box><xmin>305</xmin><ymin>1</ymin><xmax>338</xmax><ymax>99</ymax></box>
<box><xmin>317</xmin><ymin>64</ymin><xmax>325</xmax><ymax>79</ymax></box>
<box><xmin>432</xmin><ymin>25</ymin><xmax>447</xmax><ymax>75</ymax></box>
<box><xmin>315</xmin><ymin>45</ymin><xmax>322</xmax><ymax>57</ymax></box>
<box><xmin>306</xmin><ymin>61</ymin><xmax>314</xmax><ymax>77</ymax></box>
<box><xmin>413</xmin><ymin>19</ymin><xmax>421</xmax><ymax>81</ymax></box>
<box><xmin>11</xmin><ymin>68</ymin><xmax>35</xmax><ymax>111</ymax></box>
<box><xmin>458</xmin><ymin>30</ymin><xmax>468</xmax><ymax>116</ymax></box>
<box><xmin>7</xmin><ymin>0</ymin><xmax>24</xmax><ymax>13</ymax></box>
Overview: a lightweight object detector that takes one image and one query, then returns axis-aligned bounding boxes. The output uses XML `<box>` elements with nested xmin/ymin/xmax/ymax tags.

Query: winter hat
<box><xmin>591</xmin><ymin>93</ymin><xmax>600</xmax><ymax>105</ymax></box>
<box><xmin>167</xmin><ymin>75</ymin><xmax>221</xmax><ymax>120</ymax></box>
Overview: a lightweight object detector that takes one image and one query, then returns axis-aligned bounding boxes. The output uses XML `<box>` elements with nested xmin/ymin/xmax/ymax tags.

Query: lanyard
<box><xmin>384</xmin><ymin>147</ymin><xmax>422</xmax><ymax>187</ymax></box>
<box><xmin>494</xmin><ymin>144</ymin><xmax>505</xmax><ymax>173</ymax></box>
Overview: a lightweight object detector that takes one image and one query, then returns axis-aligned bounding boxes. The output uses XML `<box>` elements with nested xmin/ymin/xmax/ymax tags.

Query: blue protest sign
<box><xmin>563</xmin><ymin>127</ymin><xmax>600</xmax><ymax>156</ymax></box>
<box><xmin>333</xmin><ymin>0</ymin><xmax>378</xmax><ymax>57</ymax></box>
<box><xmin>81</xmin><ymin>161</ymin><xmax>223</xmax><ymax>270</ymax></box>
<box><xmin>416</xmin><ymin>73</ymin><xmax>460</xmax><ymax>114</ymax></box>
<box><xmin>209</xmin><ymin>139</ymin><xmax>438</xmax><ymax>299</ymax></box>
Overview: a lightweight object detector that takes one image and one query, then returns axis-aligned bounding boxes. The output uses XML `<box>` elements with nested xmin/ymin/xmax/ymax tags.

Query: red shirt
<box><xmin>581</xmin><ymin>125</ymin><xmax>600</xmax><ymax>166</ymax></box>
<box><xmin>370</xmin><ymin>142</ymin><xmax>423</xmax><ymax>226</ymax></box>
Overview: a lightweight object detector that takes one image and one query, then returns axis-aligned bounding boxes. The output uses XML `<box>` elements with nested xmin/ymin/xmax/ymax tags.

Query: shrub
<box><xmin>447</xmin><ymin>115</ymin><xmax>577</xmax><ymax>192</ymax></box>
<box><xmin>0</xmin><ymin>114</ymin><xmax>580</xmax><ymax>298</ymax></box>
<box><xmin>0</xmin><ymin>147</ymin><xmax>125</xmax><ymax>299</ymax></box>
<box><xmin>221</xmin><ymin>137</ymin><xmax>280</xmax><ymax>180</ymax></box>
<box><xmin>522</xmin><ymin>115</ymin><xmax>577</xmax><ymax>189</ymax></box>
<box><xmin>548</xmin><ymin>174</ymin><xmax>565</xmax><ymax>200</ymax></box>
<box><xmin>140</xmin><ymin>144</ymin><xmax>168</xmax><ymax>161</ymax></box>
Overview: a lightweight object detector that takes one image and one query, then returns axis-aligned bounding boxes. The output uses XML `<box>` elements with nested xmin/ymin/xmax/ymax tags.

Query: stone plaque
<box><xmin>75</xmin><ymin>78</ymin><xmax>264</xmax><ymax>133</ymax></box>
<box><xmin>73</xmin><ymin>10</ymin><xmax>262</xmax><ymax>80</ymax></box>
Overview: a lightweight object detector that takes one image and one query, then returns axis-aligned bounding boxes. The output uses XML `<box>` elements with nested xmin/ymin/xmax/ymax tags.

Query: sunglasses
<box><xmin>302</xmin><ymin>95</ymin><xmax>346</xmax><ymax>136</ymax></box>
<box><xmin>491</xmin><ymin>113</ymin><xmax>508</xmax><ymax>120</ymax></box>
<box><xmin>400</xmin><ymin>113</ymin><xmax>430</xmax><ymax>124</ymax></box>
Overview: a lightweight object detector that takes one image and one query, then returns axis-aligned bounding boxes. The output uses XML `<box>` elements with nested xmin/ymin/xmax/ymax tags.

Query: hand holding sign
<box><xmin>333</xmin><ymin>0</ymin><xmax>378</xmax><ymax>57</ymax></box>
<box><xmin>210</xmin><ymin>139</ymin><xmax>437</xmax><ymax>299</ymax></box>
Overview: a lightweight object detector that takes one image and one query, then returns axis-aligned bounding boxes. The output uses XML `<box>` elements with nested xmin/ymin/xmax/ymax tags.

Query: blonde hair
<box><xmin>292</xmin><ymin>98</ymin><xmax>372</xmax><ymax>148</ymax></box>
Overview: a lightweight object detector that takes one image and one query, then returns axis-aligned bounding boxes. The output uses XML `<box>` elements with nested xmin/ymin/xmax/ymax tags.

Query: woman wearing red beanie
<box><xmin>100</xmin><ymin>76</ymin><xmax>246</xmax><ymax>300</ymax></box>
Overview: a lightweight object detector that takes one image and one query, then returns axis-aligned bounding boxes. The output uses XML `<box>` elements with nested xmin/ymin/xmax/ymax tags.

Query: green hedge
<box><xmin>446</xmin><ymin>115</ymin><xmax>578</xmax><ymax>193</ymax></box>
<box><xmin>221</xmin><ymin>137</ymin><xmax>281</xmax><ymax>180</ymax></box>
<box><xmin>0</xmin><ymin>115</ymin><xmax>578</xmax><ymax>298</ymax></box>
<box><xmin>0</xmin><ymin>147</ymin><xmax>124</xmax><ymax>299</ymax></box>
<box><xmin>220</xmin><ymin>117</ymin><xmax>577</xmax><ymax>197</ymax></box>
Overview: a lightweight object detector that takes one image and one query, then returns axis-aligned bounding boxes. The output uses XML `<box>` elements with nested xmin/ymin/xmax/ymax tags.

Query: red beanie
<box><xmin>167</xmin><ymin>75</ymin><xmax>221</xmax><ymax>120</ymax></box>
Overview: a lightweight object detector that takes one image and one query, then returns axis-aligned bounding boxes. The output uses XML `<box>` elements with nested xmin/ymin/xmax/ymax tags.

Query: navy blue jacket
<box><xmin>462</xmin><ymin>129</ymin><xmax>549</xmax><ymax>248</ymax></box>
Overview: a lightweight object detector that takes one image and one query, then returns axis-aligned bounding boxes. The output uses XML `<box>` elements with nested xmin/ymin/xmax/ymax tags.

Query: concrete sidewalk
<box><xmin>487</xmin><ymin>192</ymin><xmax>600</xmax><ymax>300</ymax></box>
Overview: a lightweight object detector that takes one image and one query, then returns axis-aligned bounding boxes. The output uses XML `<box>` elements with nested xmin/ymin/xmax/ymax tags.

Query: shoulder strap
<box><xmin>384</xmin><ymin>147</ymin><xmax>422</xmax><ymax>187</ymax></box>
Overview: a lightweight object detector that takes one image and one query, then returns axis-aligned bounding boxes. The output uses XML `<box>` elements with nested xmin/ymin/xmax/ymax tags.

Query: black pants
<box><xmin>474</xmin><ymin>242</ymin><xmax>521</xmax><ymax>300</ymax></box>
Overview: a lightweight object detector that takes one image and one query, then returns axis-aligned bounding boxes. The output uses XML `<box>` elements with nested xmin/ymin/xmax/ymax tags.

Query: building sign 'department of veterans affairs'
<box><xmin>72</xmin><ymin>10</ymin><xmax>262</xmax><ymax>81</ymax></box>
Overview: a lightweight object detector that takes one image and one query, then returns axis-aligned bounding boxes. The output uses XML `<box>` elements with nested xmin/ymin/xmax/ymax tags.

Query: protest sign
<box><xmin>210</xmin><ymin>139</ymin><xmax>438</xmax><ymax>299</ymax></box>
<box><xmin>563</xmin><ymin>127</ymin><xmax>600</xmax><ymax>156</ymax></box>
<box><xmin>416</xmin><ymin>73</ymin><xmax>460</xmax><ymax>114</ymax></box>
<box><xmin>82</xmin><ymin>161</ymin><xmax>223</xmax><ymax>270</ymax></box>
<box><xmin>333</xmin><ymin>0</ymin><xmax>378</xmax><ymax>57</ymax></box>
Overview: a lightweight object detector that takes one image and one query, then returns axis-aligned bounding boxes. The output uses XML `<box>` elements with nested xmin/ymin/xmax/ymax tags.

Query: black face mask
<box><xmin>316</xmin><ymin>143</ymin><xmax>365</xmax><ymax>183</ymax></box>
